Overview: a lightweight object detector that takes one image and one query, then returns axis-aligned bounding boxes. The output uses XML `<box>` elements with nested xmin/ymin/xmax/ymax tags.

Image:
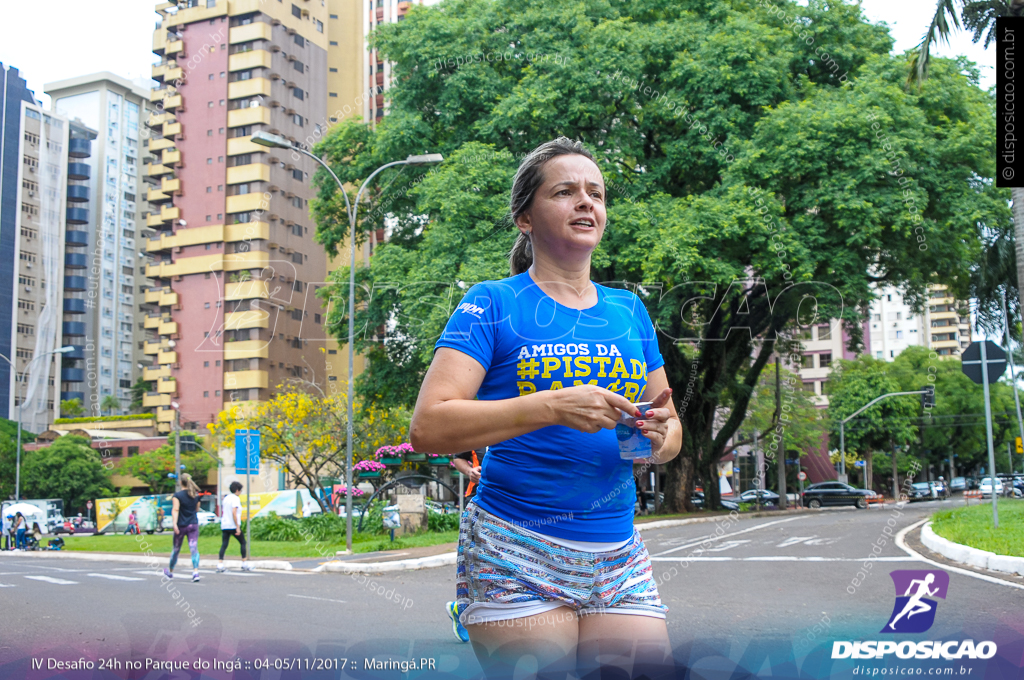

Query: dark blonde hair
<box><xmin>179</xmin><ymin>472</ymin><xmax>201</xmax><ymax>499</ymax></box>
<box><xmin>508</xmin><ymin>137</ymin><xmax>599</xmax><ymax>276</ymax></box>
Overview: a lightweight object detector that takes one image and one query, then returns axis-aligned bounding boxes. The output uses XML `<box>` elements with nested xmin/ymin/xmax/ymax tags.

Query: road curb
<box><xmin>0</xmin><ymin>549</ymin><xmax>293</xmax><ymax>571</ymax></box>
<box><xmin>635</xmin><ymin>507</ymin><xmax>809</xmax><ymax>532</ymax></box>
<box><xmin>920</xmin><ymin>522</ymin><xmax>1024</xmax><ymax>577</ymax></box>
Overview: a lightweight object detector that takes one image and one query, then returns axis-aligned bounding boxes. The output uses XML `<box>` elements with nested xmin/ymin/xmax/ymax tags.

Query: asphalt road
<box><xmin>1</xmin><ymin>500</ymin><xmax>1020</xmax><ymax>679</ymax></box>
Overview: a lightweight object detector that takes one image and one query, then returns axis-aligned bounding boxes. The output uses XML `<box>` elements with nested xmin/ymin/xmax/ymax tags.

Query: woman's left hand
<box><xmin>635</xmin><ymin>387</ymin><xmax>675</xmax><ymax>457</ymax></box>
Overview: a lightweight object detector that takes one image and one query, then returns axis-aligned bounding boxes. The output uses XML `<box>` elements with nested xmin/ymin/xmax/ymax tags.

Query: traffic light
<box><xmin>921</xmin><ymin>385</ymin><xmax>935</xmax><ymax>409</ymax></box>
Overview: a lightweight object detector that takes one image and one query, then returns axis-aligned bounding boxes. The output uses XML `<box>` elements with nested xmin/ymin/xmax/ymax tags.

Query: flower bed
<box><xmin>375</xmin><ymin>443</ymin><xmax>414</xmax><ymax>464</ymax></box>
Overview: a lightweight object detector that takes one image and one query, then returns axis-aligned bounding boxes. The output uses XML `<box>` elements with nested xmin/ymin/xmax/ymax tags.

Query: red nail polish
<box><xmin>635</xmin><ymin>410</ymin><xmax>642</xmax><ymax>417</ymax></box>
<box><xmin>636</xmin><ymin>421</ymin><xmax>644</xmax><ymax>427</ymax></box>
<box><xmin>646</xmin><ymin>410</ymin><xmax>653</xmax><ymax>417</ymax></box>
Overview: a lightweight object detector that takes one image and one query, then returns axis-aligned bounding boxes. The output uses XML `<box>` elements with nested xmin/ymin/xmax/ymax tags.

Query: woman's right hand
<box><xmin>547</xmin><ymin>385</ymin><xmax>639</xmax><ymax>433</ymax></box>
<box><xmin>173</xmin><ymin>526</ymin><xmax>180</xmax><ymax>536</ymax></box>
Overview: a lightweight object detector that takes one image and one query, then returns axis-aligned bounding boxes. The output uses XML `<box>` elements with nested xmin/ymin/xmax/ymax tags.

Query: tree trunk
<box><xmin>891</xmin><ymin>441</ymin><xmax>900</xmax><ymax>501</ymax></box>
<box><xmin>665</xmin><ymin>451</ymin><xmax>695</xmax><ymax>513</ymax></box>
<box><xmin>865</xmin><ymin>451</ymin><xmax>873</xmax><ymax>492</ymax></box>
<box><xmin>1013</xmin><ymin>187</ymin><xmax>1024</xmax><ymax>320</ymax></box>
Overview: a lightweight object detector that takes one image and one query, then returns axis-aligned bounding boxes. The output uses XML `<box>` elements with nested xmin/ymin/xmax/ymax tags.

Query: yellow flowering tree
<box><xmin>207</xmin><ymin>389</ymin><xmax>413</xmax><ymax>511</ymax></box>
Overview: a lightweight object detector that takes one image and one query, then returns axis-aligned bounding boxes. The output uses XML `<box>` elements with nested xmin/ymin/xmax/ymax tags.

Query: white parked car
<box><xmin>196</xmin><ymin>511</ymin><xmax>218</xmax><ymax>526</ymax></box>
<box><xmin>979</xmin><ymin>477</ymin><xmax>1004</xmax><ymax>497</ymax></box>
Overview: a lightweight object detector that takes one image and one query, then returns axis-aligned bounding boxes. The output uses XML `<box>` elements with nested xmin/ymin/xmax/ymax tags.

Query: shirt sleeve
<box><xmin>434</xmin><ymin>283</ymin><xmax>500</xmax><ymax>372</ymax></box>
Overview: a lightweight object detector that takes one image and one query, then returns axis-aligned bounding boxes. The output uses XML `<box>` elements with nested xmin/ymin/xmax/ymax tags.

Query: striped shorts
<box><xmin>455</xmin><ymin>501</ymin><xmax>668</xmax><ymax>625</ymax></box>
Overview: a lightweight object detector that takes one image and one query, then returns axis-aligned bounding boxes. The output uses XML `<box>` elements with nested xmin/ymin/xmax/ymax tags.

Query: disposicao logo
<box><xmin>831</xmin><ymin>569</ymin><xmax>997</xmax><ymax>661</ymax></box>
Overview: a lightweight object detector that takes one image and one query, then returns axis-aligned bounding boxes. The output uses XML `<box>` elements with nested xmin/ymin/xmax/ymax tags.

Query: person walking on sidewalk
<box><xmin>164</xmin><ymin>472</ymin><xmax>203</xmax><ymax>582</ymax></box>
<box><xmin>13</xmin><ymin>512</ymin><xmax>27</xmax><ymax>550</ymax></box>
<box><xmin>412</xmin><ymin>137</ymin><xmax>681</xmax><ymax>679</ymax></box>
<box><xmin>217</xmin><ymin>481</ymin><xmax>252</xmax><ymax>573</ymax></box>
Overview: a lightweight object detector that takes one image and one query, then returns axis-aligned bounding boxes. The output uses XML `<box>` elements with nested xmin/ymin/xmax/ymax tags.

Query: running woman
<box><xmin>217</xmin><ymin>481</ymin><xmax>252</xmax><ymax>572</ymax></box>
<box><xmin>164</xmin><ymin>472</ymin><xmax>203</xmax><ymax>582</ymax></box>
<box><xmin>411</xmin><ymin>137</ymin><xmax>682</xmax><ymax>678</ymax></box>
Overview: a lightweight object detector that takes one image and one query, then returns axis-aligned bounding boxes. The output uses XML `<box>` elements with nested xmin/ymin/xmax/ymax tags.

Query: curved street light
<box><xmin>0</xmin><ymin>345</ymin><xmax>76</xmax><ymax>499</ymax></box>
<box><xmin>251</xmin><ymin>131</ymin><xmax>442</xmax><ymax>552</ymax></box>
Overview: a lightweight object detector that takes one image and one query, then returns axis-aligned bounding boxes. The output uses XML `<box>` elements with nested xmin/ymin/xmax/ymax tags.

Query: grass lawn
<box><xmin>60</xmin><ymin>530</ymin><xmax>459</xmax><ymax>559</ymax></box>
<box><xmin>930</xmin><ymin>500</ymin><xmax>1024</xmax><ymax>558</ymax></box>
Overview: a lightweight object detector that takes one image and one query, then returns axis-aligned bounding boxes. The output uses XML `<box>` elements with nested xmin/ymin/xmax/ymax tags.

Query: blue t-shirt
<box><xmin>434</xmin><ymin>271</ymin><xmax>664</xmax><ymax>541</ymax></box>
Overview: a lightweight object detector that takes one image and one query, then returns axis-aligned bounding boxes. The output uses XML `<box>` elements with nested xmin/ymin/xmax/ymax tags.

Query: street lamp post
<box><xmin>251</xmin><ymin>131</ymin><xmax>442</xmax><ymax>552</ymax></box>
<box><xmin>0</xmin><ymin>345</ymin><xmax>76</xmax><ymax>500</ymax></box>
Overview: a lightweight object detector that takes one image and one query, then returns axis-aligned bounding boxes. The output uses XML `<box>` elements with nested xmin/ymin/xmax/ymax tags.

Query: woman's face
<box><xmin>517</xmin><ymin>154</ymin><xmax>606</xmax><ymax>259</ymax></box>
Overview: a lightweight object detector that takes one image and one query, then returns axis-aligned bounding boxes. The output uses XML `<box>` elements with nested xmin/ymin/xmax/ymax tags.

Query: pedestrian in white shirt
<box><xmin>217</xmin><ymin>482</ymin><xmax>252</xmax><ymax>572</ymax></box>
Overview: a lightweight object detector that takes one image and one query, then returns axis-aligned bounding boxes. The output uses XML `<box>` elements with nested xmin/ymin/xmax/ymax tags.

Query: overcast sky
<box><xmin>0</xmin><ymin>1</ymin><xmax>997</xmax><ymax>107</ymax></box>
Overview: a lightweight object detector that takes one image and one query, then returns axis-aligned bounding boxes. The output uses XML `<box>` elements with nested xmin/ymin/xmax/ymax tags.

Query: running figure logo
<box><xmin>881</xmin><ymin>570</ymin><xmax>949</xmax><ymax>634</ymax></box>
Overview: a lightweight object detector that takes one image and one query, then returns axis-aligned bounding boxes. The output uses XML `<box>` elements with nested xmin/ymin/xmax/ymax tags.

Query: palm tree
<box><xmin>101</xmin><ymin>395</ymin><xmax>120</xmax><ymax>417</ymax></box>
<box><xmin>913</xmin><ymin>0</ymin><xmax>1024</xmax><ymax>324</ymax></box>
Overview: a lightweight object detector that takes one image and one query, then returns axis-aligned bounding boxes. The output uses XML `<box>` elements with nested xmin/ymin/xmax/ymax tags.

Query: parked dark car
<box><xmin>738</xmin><ymin>489</ymin><xmax>780</xmax><ymax>505</ymax></box>
<box><xmin>801</xmin><ymin>482</ymin><xmax>874</xmax><ymax>509</ymax></box>
<box><xmin>690</xmin><ymin>492</ymin><xmax>739</xmax><ymax>511</ymax></box>
<box><xmin>949</xmin><ymin>476</ymin><xmax>966</xmax><ymax>492</ymax></box>
<box><xmin>908</xmin><ymin>482</ymin><xmax>936</xmax><ymax>502</ymax></box>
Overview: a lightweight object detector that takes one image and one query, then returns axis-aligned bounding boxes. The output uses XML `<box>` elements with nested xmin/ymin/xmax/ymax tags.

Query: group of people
<box><xmin>2</xmin><ymin>512</ymin><xmax>42</xmax><ymax>550</ymax></box>
<box><xmin>161</xmin><ymin>474</ymin><xmax>252</xmax><ymax>582</ymax></box>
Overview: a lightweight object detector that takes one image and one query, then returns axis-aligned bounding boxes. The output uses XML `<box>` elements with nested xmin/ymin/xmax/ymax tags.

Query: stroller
<box><xmin>46</xmin><ymin>536</ymin><xmax>64</xmax><ymax>550</ymax></box>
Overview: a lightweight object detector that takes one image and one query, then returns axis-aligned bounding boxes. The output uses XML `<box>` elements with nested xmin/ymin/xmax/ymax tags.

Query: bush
<box><xmin>428</xmin><ymin>510</ymin><xmax>460</xmax><ymax>532</ymax></box>
<box><xmin>296</xmin><ymin>512</ymin><xmax>347</xmax><ymax>542</ymax></box>
<box><xmin>199</xmin><ymin>523</ymin><xmax>222</xmax><ymax>537</ymax></box>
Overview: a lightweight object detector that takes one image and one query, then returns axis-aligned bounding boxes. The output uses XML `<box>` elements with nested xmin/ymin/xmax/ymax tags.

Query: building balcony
<box><xmin>143</xmin><ymin>392</ymin><xmax>172</xmax><ymax>408</ymax></box>
<box><xmin>228</xmin><ymin>78</ymin><xmax>271</xmax><ymax>100</ymax></box>
<box><xmin>64</xmin><ymin>275</ymin><xmax>87</xmax><ymax>292</ymax></box>
<box><xmin>66</xmin><ymin>230</ymin><xmax>88</xmax><ymax>246</ymax></box>
<box><xmin>144</xmin><ymin>314</ymin><xmax>163</xmax><ymax>329</ymax></box>
<box><xmin>146</xmin><ymin>162</ymin><xmax>171</xmax><ymax>177</ymax></box>
<box><xmin>225</xmin><ymin>309</ymin><xmax>269</xmax><ymax>330</ymax></box>
<box><xmin>68</xmin><ymin>163</ymin><xmax>90</xmax><ymax>180</ymax></box>
<box><xmin>158</xmin><ymin>320</ymin><xmax>178</xmax><ymax>336</ymax></box>
<box><xmin>147</xmin><ymin>213</ymin><xmax>166</xmax><ymax>228</ymax></box>
<box><xmin>163</xmin><ymin>121</ymin><xmax>182</xmax><ymax>137</ymax></box>
<box><xmin>143</xmin><ymin>365</ymin><xmax>171</xmax><ymax>381</ymax></box>
<box><xmin>64</xmin><ymin>345</ymin><xmax>85</xmax><ymax>360</ymax></box>
<box><xmin>226</xmin><ymin>163</ymin><xmax>270</xmax><ymax>185</ymax></box>
<box><xmin>225</xmin><ymin>279</ymin><xmax>269</xmax><ymax>301</ymax></box>
<box><xmin>147</xmin><ymin>188</ymin><xmax>170</xmax><ymax>203</ymax></box>
<box><xmin>162</xmin><ymin>149</ymin><xmax>181</xmax><ymax>166</ymax></box>
<box><xmin>149</xmin><ymin>137</ymin><xmax>174</xmax><ymax>152</ymax></box>
<box><xmin>156</xmin><ymin>407</ymin><xmax>176</xmax><ymax>423</ymax></box>
<box><xmin>61</xmin><ymin>391</ymin><xmax>85</xmax><ymax>403</ymax></box>
<box><xmin>161</xmin><ymin>177</ymin><xmax>181</xmax><ymax>194</ymax></box>
<box><xmin>143</xmin><ymin>340</ymin><xmax>163</xmax><ymax>355</ymax></box>
<box><xmin>66</xmin><ymin>207</ymin><xmax>88</xmax><ymax>225</ymax></box>
<box><xmin>147</xmin><ymin>111</ymin><xmax>174</xmax><ymax>128</ymax></box>
<box><xmin>143</xmin><ymin>287</ymin><xmax>168</xmax><ymax>304</ymax></box>
<box><xmin>228</xmin><ymin>50</ymin><xmax>272</xmax><ymax>72</ymax></box>
<box><xmin>166</xmin><ymin>39</ymin><xmax>184</xmax><ymax>56</ymax></box>
<box><xmin>226</xmin><ymin>135</ymin><xmax>265</xmax><ymax>156</ymax></box>
<box><xmin>224</xmin><ymin>339</ymin><xmax>269</xmax><ymax>360</ymax></box>
<box><xmin>226</xmin><ymin>193</ymin><xmax>266</xmax><ymax>214</ymax></box>
<box><xmin>150</xmin><ymin>86</ymin><xmax>176</xmax><ymax>103</ymax></box>
<box><xmin>67</xmin><ymin>184</ymin><xmax>90</xmax><ymax>203</ymax></box>
<box><xmin>68</xmin><ymin>138</ymin><xmax>92</xmax><ymax>159</ymax></box>
<box><xmin>227</xmin><ymin>107</ymin><xmax>270</xmax><ymax>128</ymax></box>
<box><xmin>156</xmin><ymin>377</ymin><xmax>177</xmax><ymax>394</ymax></box>
<box><xmin>62</xmin><ymin>321</ymin><xmax>86</xmax><ymax>336</ymax></box>
<box><xmin>65</xmin><ymin>253</ymin><xmax>87</xmax><ymax>269</ymax></box>
<box><xmin>162</xmin><ymin>0</ymin><xmax>227</xmax><ymax>28</ymax></box>
<box><xmin>158</xmin><ymin>351</ymin><xmax>178</xmax><ymax>365</ymax></box>
<box><xmin>163</xmin><ymin>94</ymin><xmax>183</xmax><ymax>111</ymax></box>
<box><xmin>224</xmin><ymin>370</ymin><xmax>268</xmax><ymax>390</ymax></box>
<box><xmin>63</xmin><ymin>298</ymin><xmax>87</xmax><ymax>314</ymax></box>
<box><xmin>229</xmin><ymin>22</ymin><xmax>272</xmax><ymax>44</ymax></box>
<box><xmin>61</xmin><ymin>368</ymin><xmax>84</xmax><ymax>383</ymax></box>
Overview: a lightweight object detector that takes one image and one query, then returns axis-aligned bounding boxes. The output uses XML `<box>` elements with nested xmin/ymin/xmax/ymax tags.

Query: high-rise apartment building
<box><xmin>45</xmin><ymin>73</ymin><xmax>155</xmax><ymax>415</ymax></box>
<box><xmin>143</xmin><ymin>0</ymin><xmax>331</xmax><ymax>434</ymax></box>
<box><xmin>7</xmin><ymin>97</ymin><xmax>98</xmax><ymax>433</ymax></box>
<box><xmin>865</xmin><ymin>284</ymin><xmax>971</xmax><ymax>361</ymax></box>
<box><xmin>0</xmin><ymin>64</ymin><xmax>40</xmax><ymax>420</ymax></box>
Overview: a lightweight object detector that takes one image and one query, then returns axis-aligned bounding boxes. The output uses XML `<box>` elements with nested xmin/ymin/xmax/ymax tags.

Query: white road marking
<box><xmin>0</xmin><ymin>583</ymin><xmax>15</xmax><ymax>587</ymax></box>
<box><xmin>87</xmin><ymin>573</ymin><xmax>144</xmax><ymax>581</ymax></box>
<box><xmin>216</xmin><ymin>571</ymin><xmax>260</xmax><ymax>576</ymax></box>
<box><xmin>24</xmin><ymin>575</ymin><xmax>77</xmax><ymax>585</ymax></box>
<box><xmin>287</xmin><ymin>594</ymin><xmax>346</xmax><ymax>604</ymax></box>
<box><xmin>705</xmin><ymin>540</ymin><xmax>752</xmax><ymax>552</ymax></box>
<box><xmin>650</xmin><ymin>556</ymin><xmax>921</xmax><ymax>562</ymax></box>
<box><xmin>776</xmin><ymin>536</ymin><xmax>817</xmax><ymax>548</ymax></box>
<box><xmin>895</xmin><ymin>519</ymin><xmax>1024</xmax><ymax>592</ymax></box>
<box><xmin>651</xmin><ymin>517</ymin><xmax>805</xmax><ymax>556</ymax></box>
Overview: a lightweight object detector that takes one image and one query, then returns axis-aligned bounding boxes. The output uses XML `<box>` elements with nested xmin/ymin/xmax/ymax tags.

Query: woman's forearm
<box><xmin>410</xmin><ymin>391</ymin><xmax>556</xmax><ymax>455</ymax></box>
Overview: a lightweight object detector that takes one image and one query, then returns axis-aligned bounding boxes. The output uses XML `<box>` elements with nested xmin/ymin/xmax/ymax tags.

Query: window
<box><xmin>219</xmin><ymin>99</ymin><xmax>225</xmax><ymax>106</ymax></box>
<box><xmin>291</xmin><ymin>196</ymin><xmax>303</xmax><ymax>208</ymax></box>
<box><xmin>816</xmin><ymin>324</ymin><xmax>831</xmax><ymax>340</ymax></box>
<box><xmin>293</xmin><ymin>60</ymin><xmax>304</xmax><ymax>73</ymax></box>
<box><xmin>329</xmin><ymin>67</ymin><xmax>338</xmax><ymax>73</ymax></box>
<box><xmin>886</xmin><ymin>294</ymin><xmax>892</xmax><ymax>302</ymax></box>
<box><xmin>204</xmin><ymin>361</ymin><xmax>210</xmax><ymax>367</ymax></box>
<box><xmin>316</xmin><ymin>19</ymin><xmax>323</xmax><ymax>32</ymax></box>
<box><xmin>801</xmin><ymin>382</ymin><xmax>816</xmax><ymax>394</ymax></box>
<box><xmin>291</xmin><ymin>252</ymin><xmax>303</xmax><ymax>264</ymax></box>
<box><xmin>329</xmin><ymin>41</ymin><xmax>338</xmax><ymax>46</ymax></box>
<box><xmin>216</xmin><ymin>390</ymin><xmax>221</xmax><ymax>396</ymax></box>
<box><xmin>218</xmin><ymin>184</ymin><xmax>224</xmax><ymax>191</ymax></box>
<box><xmin>208</xmin><ymin>74</ymin><xmax>214</xmax><ymax>81</ymax></box>
<box><xmin>292</xmin><ymin>168</ymin><xmax>304</xmax><ymax>181</ymax></box>
<box><xmin>291</xmin><ymin>309</ymin><xmax>303</xmax><ymax>321</ymax></box>
<box><xmin>293</xmin><ymin>87</ymin><xmax>304</xmax><ymax>100</ymax></box>
<box><xmin>18</xmin><ymin>299</ymin><xmax>34</xmax><ymax>311</ymax></box>
<box><xmin>218</xmin><ymin>156</ymin><xmax>224</xmax><ymax>162</ymax></box>
<box><xmin>17</xmin><ymin>323</ymin><xmax>34</xmax><ymax>336</ymax></box>
<box><xmin>207</xmin><ymin>186</ymin><xmax>213</xmax><ymax>193</ymax></box>
<box><xmin>294</xmin><ymin>34</ymin><xmax>305</xmax><ymax>47</ymax></box>
<box><xmin>314</xmin><ymin>313</ymin><xmax>321</xmax><ymax>324</ymax></box>
<box><xmin>293</xmin><ymin>113</ymin><xmax>304</xmax><ymax>126</ymax></box>
<box><xmin>875</xmin><ymin>351</ymin><xmax>883</xmax><ymax>359</ymax></box>
<box><xmin>204</xmin><ymin>391</ymin><xmax>210</xmax><ymax>397</ymax></box>
<box><xmin>234</xmin><ymin>126</ymin><xmax>252</xmax><ymax>137</ymax></box>
<box><xmin>292</xmin><ymin>3</ymin><xmax>302</xmax><ymax>17</ymax></box>
<box><xmin>207</xmin><ymin>0</ymin><xmax>216</xmax><ymax>7</ymax></box>
<box><xmin>895</xmin><ymin>330</ymin><xmax>903</xmax><ymax>339</ymax></box>
<box><xmin>330</xmin><ymin>13</ymin><xmax>338</xmax><ymax>18</ymax></box>
<box><xmin>819</xmin><ymin>353</ymin><xmax>832</xmax><ymax>368</ymax></box>
<box><xmin>207</xmin><ymin>158</ymin><xmax>213</xmax><ymax>165</ymax></box>
<box><xmin>216</xmin><ymin>360</ymin><xmax>221</xmax><ymax>366</ymax></box>
<box><xmin>208</xmin><ymin>101</ymin><xmax>214</xmax><ymax>108</ymax></box>
<box><xmin>205</xmin><ymin>302</ymin><xmax>211</xmax><ymax>308</ymax></box>
<box><xmin>872</xmin><ymin>313</ymin><xmax>881</xmax><ymax>321</ymax></box>
<box><xmin>291</xmin><ymin>223</ymin><xmax>303</xmax><ymax>236</ymax></box>
<box><xmin>329</xmin><ymin>92</ymin><xmax>338</xmax><ymax>97</ymax></box>
<box><xmin>800</xmin><ymin>354</ymin><xmax>814</xmax><ymax>369</ymax></box>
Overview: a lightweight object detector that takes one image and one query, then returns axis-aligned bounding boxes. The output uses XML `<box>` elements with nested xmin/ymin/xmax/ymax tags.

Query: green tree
<box><xmin>117</xmin><ymin>445</ymin><xmax>216</xmax><ymax>495</ymax></box>
<box><xmin>20</xmin><ymin>435</ymin><xmax>113</xmax><ymax>512</ymax></box>
<box><xmin>129</xmin><ymin>379</ymin><xmax>153</xmax><ymax>413</ymax></box>
<box><xmin>826</xmin><ymin>357</ymin><xmax>921</xmax><ymax>497</ymax></box>
<box><xmin>101</xmin><ymin>395</ymin><xmax>120</xmax><ymax>417</ymax></box>
<box><xmin>312</xmin><ymin>0</ymin><xmax>1006</xmax><ymax>510</ymax></box>
<box><xmin>60</xmin><ymin>398</ymin><xmax>84</xmax><ymax>417</ymax></box>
